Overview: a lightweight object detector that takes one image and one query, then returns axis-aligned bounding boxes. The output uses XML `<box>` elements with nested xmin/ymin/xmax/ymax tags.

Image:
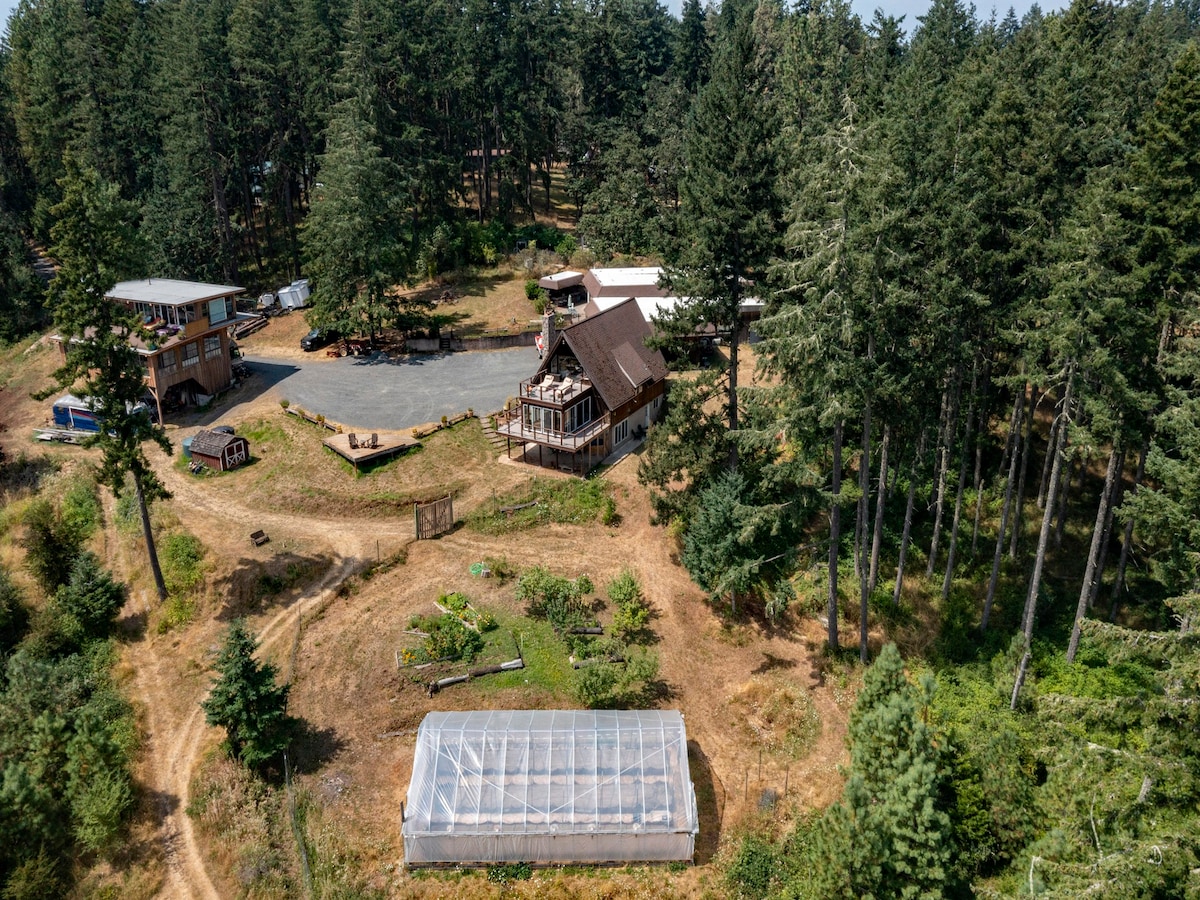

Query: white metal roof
<box><xmin>538</xmin><ymin>271</ymin><xmax>585</xmax><ymax>290</ymax></box>
<box><xmin>587</xmin><ymin>267</ymin><xmax>665</xmax><ymax>289</ymax></box>
<box><xmin>107</xmin><ymin>279</ymin><xmax>244</xmax><ymax>307</ymax></box>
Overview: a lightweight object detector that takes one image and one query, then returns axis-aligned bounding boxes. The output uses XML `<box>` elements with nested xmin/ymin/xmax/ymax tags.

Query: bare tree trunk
<box><xmin>727</xmin><ymin>300</ymin><xmax>741</xmax><ymax>473</ymax></box>
<box><xmin>1010</xmin><ymin>384</ymin><xmax>1038</xmax><ymax>558</ymax></box>
<box><xmin>942</xmin><ymin>371</ymin><xmax>976</xmax><ymax>601</ymax></box>
<box><xmin>136</xmin><ymin>479</ymin><xmax>167</xmax><ymax>602</ymax></box>
<box><xmin>859</xmin><ymin>406</ymin><xmax>872</xmax><ymax>664</ymax></box>
<box><xmin>828</xmin><ymin>421</ymin><xmax>843</xmax><ymax>652</ymax></box>
<box><xmin>970</xmin><ymin>361</ymin><xmax>991</xmax><ymax>556</ymax></box>
<box><xmin>893</xmin><ymin>431</ymin><xmax>925</xmax><ymax>606</ymax></box>
<box><xmin>1037</xmin><ymin>400</ymin><xmax>1059</xmax><ymax>511</ymax></box>
<box><xmin>868</xmin><ymin>426</ymin><xmax>890</xmax><ymax>596</ymax></box>
<box><xmin>927</xmin><ymin>376</ymin><xmax>960</xmax><ymax>577</ymax></box>
<box><xmin>1109</xmin><ymin>445</ymin><xmax>1147</xmax><ymax>622</ymax></box>
<box><xmin>1054</xmin><ymin>454</ymin><xmax>1075</xmax><ymax>549</ymax></box>
<box><xmin>1067</xmin><ymin>444</ymin><xmax>1121</xmax><ymax>663</ymax></box>
<box><xmin>983</xmin><ymin>388</ymin><xmax>1024</xmax><ymax>631</ymax></box>
<box><xmin>1088</xmin><ymin>446</ymin><xmax>1125</xmax><ymax>611</ymax></box>
<box><xmin>1020</xmin><ymin>366</ymin><xmax>1074</xmax><ymax>659</ymax></box>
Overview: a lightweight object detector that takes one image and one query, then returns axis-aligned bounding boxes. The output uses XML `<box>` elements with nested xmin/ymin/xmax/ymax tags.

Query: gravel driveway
<box><xmin>242</xmin><ymin>347</ymin><xmax>540</xmax><ymax>430</ymax></box>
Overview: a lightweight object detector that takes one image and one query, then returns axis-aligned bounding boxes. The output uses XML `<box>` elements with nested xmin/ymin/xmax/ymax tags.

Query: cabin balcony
<box><xmin>519</xmin><ymin>372</ymin><xmax>592</xmax><ymax>406</ymax></box>
<box><xmin>495</xmin><ymin>406</ymin><xmax>610</xmax><ymax>451</ymax></box>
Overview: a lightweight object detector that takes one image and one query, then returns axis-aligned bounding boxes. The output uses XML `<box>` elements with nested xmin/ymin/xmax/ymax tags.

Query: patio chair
<box><xmin>556</xmin><ymin>377</ymin><xmax>574</xmax><ymax>399</ymax></box>
<box><xmin>368</xmin><ymin>433</ymin><xmax>379</xmax><ymax>448</ymax></box>
<box><xmin>348</xmin><ymin>433</ymin><xmax>359</xmax><ymax>449</ymax></box>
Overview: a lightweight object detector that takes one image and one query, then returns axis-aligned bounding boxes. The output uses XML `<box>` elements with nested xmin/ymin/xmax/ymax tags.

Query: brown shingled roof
<box><xmin>190</xmin><ymin>429</ymin><xmax>242</xmax><ymax>457</ymax></box>
<box><xmin>557</xmin><ymin>298</ymin><xmax>667</xmax><ymax>411</ymax></box>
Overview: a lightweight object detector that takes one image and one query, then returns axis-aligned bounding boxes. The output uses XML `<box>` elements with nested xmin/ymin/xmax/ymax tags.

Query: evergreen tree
<box><xmin>804</xmin><ymin>643</ymin><xmax>954</xmax><ymax>898</ymax></box>
<box><xmin>53</xmin><ymin>553</ymin><xmax>126</xmax><ymax>645</ymax></box>
<box><xmin>0</xmin><ymin>568</ymin><xmax>30</xmax><ymax>656</ymax></box>
<box><xmin>42</xmin><ymin>158</ymin><xmax>171</xmax><ymax>602</ymax></box>
<box><xmin>661</xmin><ymin>0</ymin><xmax>782</xmax><ymax>472</ymax></box>
<box><xmin>201</xmin><ymin>619</ymin><xmax>295</xmax><ymax>772</ymax></box>
<box><xmin>19</xmin><ymin>497</ymin><xmax>85</xmax><ymax>595</ymax></box>
<box><xmin>302</xmin><ymin>0</ymin><xmax>418</xmax><ymax>344</ymax></box>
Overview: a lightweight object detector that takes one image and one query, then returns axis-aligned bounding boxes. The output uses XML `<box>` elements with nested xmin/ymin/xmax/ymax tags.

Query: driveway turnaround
<box><xmin>242</xmin><ymin>347</ymin><xmax>540</xmax><ymax>431</ymax></box>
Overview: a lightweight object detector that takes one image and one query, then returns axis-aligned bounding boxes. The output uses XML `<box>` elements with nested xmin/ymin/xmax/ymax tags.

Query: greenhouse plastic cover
<box><xmin>402</xmin><ymin>709</ymin><xmax>699</xmax><ymax>866</ymax></box>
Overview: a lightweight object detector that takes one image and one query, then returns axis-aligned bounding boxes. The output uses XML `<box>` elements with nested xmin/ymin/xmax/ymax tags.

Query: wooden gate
<box><xmin>414</xmin><ymin>495</ymin><xmax>454</xmax><ymax>540</ymax></box>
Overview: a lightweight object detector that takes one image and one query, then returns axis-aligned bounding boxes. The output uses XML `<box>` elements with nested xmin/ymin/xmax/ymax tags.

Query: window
<box><xmin>204</xmin><ymin>335</ymin><xmax>222</xmax><ymax>359</ymax></box>
<box><xmin>613</xmin><ymin>419</ymin><xmax>629</xmax><ymax>445</ymax></box>
<box><xmin>567</xmin><ymin>397</ymin><xmax>593</xmax><ymax>433</ymax></box>
<box><xmin>182</xmin><ymin>342</ymin><xmax>199</xmax><ymax>368</ymax></box>
<box><xmin>158</xmin><ymin>351</ymin><xmax>177</xmax><ymax>375</ymax></box>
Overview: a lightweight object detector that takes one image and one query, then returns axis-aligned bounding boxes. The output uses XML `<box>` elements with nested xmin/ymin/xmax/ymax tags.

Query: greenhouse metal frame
<box><xmin>402</xmin><ymin>709</ymin><xmax>699</xmax><ymax>866</ymax></box>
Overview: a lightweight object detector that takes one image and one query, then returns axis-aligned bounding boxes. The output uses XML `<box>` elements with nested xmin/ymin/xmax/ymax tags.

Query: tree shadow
<box><xmin>752</xmin><ymin>652</ymin><xmax>797</xmax><ymax>675</ymax></box>
<box><xmin>289</xmin><ymin>720</ymin><xmax>347</xmax><ymax>773</ymax></box>
<box><xmin>214</xmin><ymin>550</ymin><xmax>342</xmax><ymax>621</ymax></box>
<box><xmin>688</xmin><ymin>739</ymin><xmax>722</xmax><ymax>865</ymax></box>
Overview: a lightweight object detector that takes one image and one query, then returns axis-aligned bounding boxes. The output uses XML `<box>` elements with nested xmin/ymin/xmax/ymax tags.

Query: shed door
<box><xmin>226</xmin><ymin>442</ymin><xmax>247</xmax><ymax>468</ymax></box>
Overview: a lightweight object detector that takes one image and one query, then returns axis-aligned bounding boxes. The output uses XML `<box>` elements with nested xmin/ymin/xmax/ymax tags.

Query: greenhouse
<box><xmin>402</xmin><ymin>709</ymin><xmax>699</xmax><ymax>866</ymax></box>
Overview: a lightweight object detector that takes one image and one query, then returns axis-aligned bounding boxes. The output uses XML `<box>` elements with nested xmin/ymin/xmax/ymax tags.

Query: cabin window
<box><xmin>182</xmin><ymin>343</ymin><xmax>199</xmax><ymax>368</ymax></box>
<box><xmin>158</xmin><ymin>351</ymin><xmax>177</xmax><ymax>375</ymax></box>
<box><xmin>524</xmin><ymin>405</ymin><xmax>562</xmax><ymax>433</ymax></box>
<box><xmin>613</xmin><ymin>418</ymin><xmax>629</xmax><ymax>445</ymax></box>
<box><xmin>204</xmin><ymin>335</ymin><xmax>222</xmax><ymax>359</ymax></box>
<box><xmin>567</xmin><ymin>397</ymin><xmax>593</xmax><ymax>433</ymax></box>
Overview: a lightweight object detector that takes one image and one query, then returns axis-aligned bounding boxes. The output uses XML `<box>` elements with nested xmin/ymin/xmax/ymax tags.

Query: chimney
<box><xmin>542</xmin><ymin>311</ymin><xmax>556</xmax><ymax>359</ymax></box>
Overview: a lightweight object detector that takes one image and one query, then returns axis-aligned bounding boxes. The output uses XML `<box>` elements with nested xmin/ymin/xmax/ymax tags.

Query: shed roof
<box><xmin>554</xmin><ymin>298</ymin><xmax>667</xmax><ymax>411</ymax></box>
<box><xmin>107</xmin><ymin>279</ymin><xmax>243</xmax><ymax>307</ymax></box>
<box><xmin>189</xmin><ymin>429</ymin><xmax>243</xmax><ymax>457</ymax></box>
<box><xmin>538</xmin><ymin>271</ymin><xmax>584</xmax><ymax>290</ymax></box>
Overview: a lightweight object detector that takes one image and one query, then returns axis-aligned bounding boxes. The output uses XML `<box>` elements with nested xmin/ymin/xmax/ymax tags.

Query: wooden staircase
<box><xmin>479</xmin><ymin>415</ymin><xmax>508</xmax><ymax>454</ymax></box>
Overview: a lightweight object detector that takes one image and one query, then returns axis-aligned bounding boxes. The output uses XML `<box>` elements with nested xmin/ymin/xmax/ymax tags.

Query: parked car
<box><xmin>301</xmin><ymin>328</ymin><xmax>336</xmax><ymax>351</ymax></box>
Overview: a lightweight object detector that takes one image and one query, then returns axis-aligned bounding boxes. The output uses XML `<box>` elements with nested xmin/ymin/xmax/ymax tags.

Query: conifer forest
<box><xmin>2</xmin><ymin>0</ymin><xmax>1200</xmax><ymax>895</ymax></box>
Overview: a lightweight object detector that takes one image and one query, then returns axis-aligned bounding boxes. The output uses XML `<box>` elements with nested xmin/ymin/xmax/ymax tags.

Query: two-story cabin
<box><xmin>106</xmin><ymin>279</ymin><xmax>246</xmax><ymax>420</ymax></box>
<box><xmin>495</xmin><ymin>298</ymin><xmax>668</xmax><ymax>474</ymax></box>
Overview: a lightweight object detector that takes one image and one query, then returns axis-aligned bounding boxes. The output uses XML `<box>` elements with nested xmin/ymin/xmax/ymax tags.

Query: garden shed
<box><xmin>189</xmin><ymin>429</ymin><xmax>249</xmax><ymax>471</ymax></box>
<box><xmin>402</xmin><ymin>709</ymin><xmax>699</xmax><ymax>867</ymax></box>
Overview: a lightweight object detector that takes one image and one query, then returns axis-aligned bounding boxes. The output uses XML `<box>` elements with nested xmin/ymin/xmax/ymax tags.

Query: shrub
<box><xmin>516</xmin><ymin>566</ymin><xmax>593</xmax><ymax>632</ymax></box>
<box><xmin>608</xmin><ymin>568</ymin><xmax>650</xmax><ymax>640</ymax></box>
<box><xmin>524</xmin><ymin>279</ymin><xmax>540</xmax><ymax>301</ymax></box>
<box><xmin>483</xmin><ymin>555</ymin><xmax>515</xmax><ymax>582</ymax></box>
<box><xmin>572</xmin><ymin>646</ymin><xmax>659</xmax><ymax>708</ymax></box>
<box><xmin>161</xmin><ymin>532</ymin><xmax>205</xmax><ymax>595</ymax></box>
<box><xmin>424</xmin><ymin>615</ymin><xmax>484</xmax><ymax>662</ymax></box>
<box><xmin>725</xmin><ymin>833</ymin><xmax>783</xmax><ymax>899</ymax></box>
<box><xmin>60</xmin><ymin>477</ymin><xmax>101</xmax><ymax>541</ymax></box>
<box><xmin>555</xmin><ymin>234</ymin><xmax>578</xmax><ymax>259</ymax></box>
<box><xmin>21</xmin><ymin>497</ymin><xmax>86</xmax><ymax>594</ymax></box>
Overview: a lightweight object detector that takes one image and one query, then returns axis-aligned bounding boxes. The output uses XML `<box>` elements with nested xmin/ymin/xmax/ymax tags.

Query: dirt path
<box><xmin>122</xmin><ymin>441</ymin><xmax>415</xmax><ymax>900</ymax></box>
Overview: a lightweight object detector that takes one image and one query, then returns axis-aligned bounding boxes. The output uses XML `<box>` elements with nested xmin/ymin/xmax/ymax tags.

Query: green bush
<box><xmin>60</xmin><ymin>477</ymin><xmax>101</xmax><ymax>541</ymax></box>
<box><xmin>515</xmin><ymin>566</ymin><xmax>593</xmax><ymax>632</ymax></box>
<box><xmin>483</xmin><ymin>555</ymin><xmax>515</xmax><ymax>582</ymax></box>
<box><xmin>607</xmin><ymin>568</ymin><xmax>650</xmax><ymax>640</ymax></box>
<box><xmin>424</xmin><ymin>615</ymin><xmax>484</xmax><ymax>663</ymax></box>
<box><xmin>21</xmin><ymin>497</ymin><xmax>86</xmax><ymax>594</ymax></box>
<box><xmin>487</xmin><ymin>862</ymin><xmax>531</xmax><ymax>884</ymax></box>
<box><xmin>524</xmin><ymin>279</ymin><xmax>540</xmax><ymax>301</ymax></box>
<box><xmin>161</xmin><ymin>532</ymin><xmax>205</xmax><ymax>595</ymax></box>
<box><xmin>725</xmin><ymin>833</ymin><xmax>783</xmax><ymax>899</ymax></box>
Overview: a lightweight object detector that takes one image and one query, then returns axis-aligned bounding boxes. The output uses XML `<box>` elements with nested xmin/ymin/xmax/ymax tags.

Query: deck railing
<box><xmin>495</xmin><ymin>407</ymin><xmax>609</xmax><ymax>451</ymax></box>
<box><xmin>518</xmin><ymin>373</ymin><xmax>591</xmax><ymax>405</ymax></box>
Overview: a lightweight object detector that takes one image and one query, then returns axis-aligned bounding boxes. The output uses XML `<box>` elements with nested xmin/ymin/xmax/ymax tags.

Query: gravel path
<box><xmin>242</xmin><ymin>347</ymin><xmax>540</xmax><ymax>430</ymax></box>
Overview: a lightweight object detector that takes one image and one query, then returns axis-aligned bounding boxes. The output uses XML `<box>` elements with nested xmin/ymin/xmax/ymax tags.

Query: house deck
<box><xmin>323</xmin><ymin>432</ymin><xmax>420</xmax><ymax>472</ymax></box>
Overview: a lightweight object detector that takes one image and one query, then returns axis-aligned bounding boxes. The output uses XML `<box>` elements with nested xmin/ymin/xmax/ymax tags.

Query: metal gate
<box><xmin>414</xmin><ymin>495</ymin><xmax>454</xmax><ymax>539</ymax></box>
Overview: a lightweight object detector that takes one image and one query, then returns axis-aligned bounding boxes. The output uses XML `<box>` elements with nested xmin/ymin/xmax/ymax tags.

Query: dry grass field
<box><xmin>0</xmin><ymin>277</ymin><xmax>861</xmax><ymax>899</ymax></box>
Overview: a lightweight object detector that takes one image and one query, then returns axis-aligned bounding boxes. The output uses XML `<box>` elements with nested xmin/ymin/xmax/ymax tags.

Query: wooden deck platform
<box><xmin>323</xmin><ymin>431</ymin><xmax>420</xmax><ymax>472</ymax></box>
